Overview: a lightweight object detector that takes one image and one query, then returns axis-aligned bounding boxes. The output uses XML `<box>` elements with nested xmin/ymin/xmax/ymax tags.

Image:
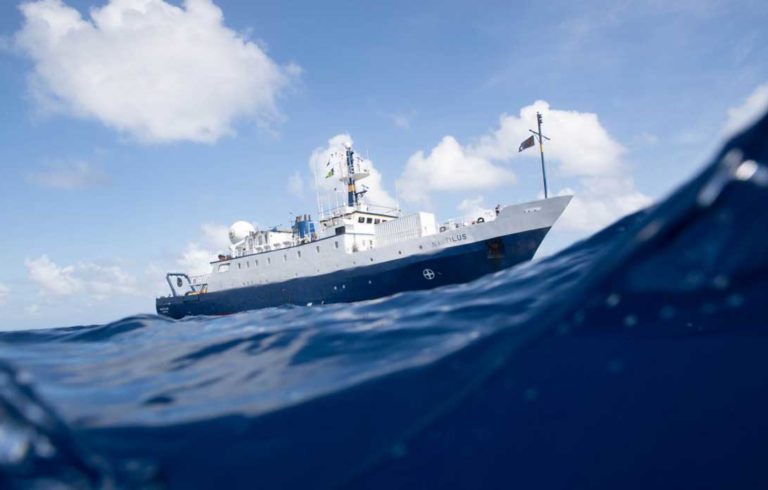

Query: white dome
<box><xmin>228</xmin><ymin>221</ymin><xmax>256</xmax><ymax>244</ymax></box>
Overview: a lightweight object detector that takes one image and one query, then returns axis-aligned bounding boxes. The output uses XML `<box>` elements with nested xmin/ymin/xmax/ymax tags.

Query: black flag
<box><xmin>518</xmin><ymin>135</ymin><xmax>535</xmax><ymax>152</ymax></box>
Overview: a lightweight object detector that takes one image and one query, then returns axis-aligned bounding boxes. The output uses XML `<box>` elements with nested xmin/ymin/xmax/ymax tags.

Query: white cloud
<box><xmin>723</xmin><ymin>82</ymin><xmax>768</xmax><ymax>136</ymax></box>
<box><xmin>25</xmin><ymin>255</ymin><xmax>137</xmax><ymax>299</ymax></box>
<box><xmin>457</xmin><ymin>195</ymin><xmax>492</xmax><ymax>222</ymax></box>
<box><xmin>27</xmin><ymin>160</ymin><xmax>108</xmax><ymax>189</ymax></box>
<box><xmin>397</xmin><ymin>136</ymin><xmax>516</xmax><ymax>206</ymax></box>
<box><xmin>178</xmin><ymin>243</ymin><xmax>217</xmax><ymax>276</ymax></box>
<box><xmin>0</xmin><ymin>283</ymin><xmax>9</xmax><ymax>303</ymax></box>
<box><xmin>309</xmin><ymin>134</ymin><xmax>398</xmax><ymax>210</ymax></box>
<box><xmin>473</xmin><ymin>101</ymin><xmax>626</xmax><ymax>177</ymax></box>
<box><xmin>177</xmin><ymin>223</ymin><xmax>231</xmax><ymax>275</ymax></box>
<box><xmin>287</xmin><ymin>170</ymin><xmax>305</xmax><ymax>198</ymax></box>
<box><xmin>15</xmin><ymin>0</ymin><xmax>297</xmax><ymax>143</ymax></box>
<box><xmin>25</xmin><ymin>255</ymin><xmax>80</xmax><ymax>295</ymax></box>
<box><xmin>400</xmin><ymin>100</ymin><xmax>651</xmax><ymax>231</ymax></box>
<box><xmin>556</xmin><ymin>178</ymin><xmax>651</xmax><ymax>232</ymax></box>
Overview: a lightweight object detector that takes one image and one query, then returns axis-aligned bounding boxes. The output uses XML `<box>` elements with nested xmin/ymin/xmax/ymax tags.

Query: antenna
<box><xmin>312</xmin><ymin>161</ymin><xmax>323</xmax><ymax>220</ymax></box>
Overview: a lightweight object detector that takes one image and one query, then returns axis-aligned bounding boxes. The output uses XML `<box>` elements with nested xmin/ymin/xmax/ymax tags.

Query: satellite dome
<box><xmin>228</xmin><ymin>221</ymin><xmax>256</xmax><ymax>244</ymax></box>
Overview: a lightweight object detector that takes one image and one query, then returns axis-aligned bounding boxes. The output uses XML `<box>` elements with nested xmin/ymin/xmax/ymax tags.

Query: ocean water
<box><xmin>1</xmin><ymin>113</ymin><xmax>767</xmax><ymax>489</ymax></box>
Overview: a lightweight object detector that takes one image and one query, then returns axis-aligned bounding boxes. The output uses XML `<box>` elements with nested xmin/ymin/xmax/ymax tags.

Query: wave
<box><xmin>1</xmin><ymin>111</ymin><xmax>767</xmax><ymax>489</ymax></box>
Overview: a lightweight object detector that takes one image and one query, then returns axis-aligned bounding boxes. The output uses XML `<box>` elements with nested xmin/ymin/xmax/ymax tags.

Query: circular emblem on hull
<box><xmin>422</xmin><ymin>268</ymin><xmax>435</xmax><ymax>280</ymax></box>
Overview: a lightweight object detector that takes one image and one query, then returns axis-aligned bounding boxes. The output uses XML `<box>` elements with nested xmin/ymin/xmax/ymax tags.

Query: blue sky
<box><xmin>0</xmin><ymin>0</ymin><xmax>766</xmax><ymax>329</ymax></box>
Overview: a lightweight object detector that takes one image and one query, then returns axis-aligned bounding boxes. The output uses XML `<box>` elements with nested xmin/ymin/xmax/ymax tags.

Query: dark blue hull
<box><xmin>156</xmin><ymin>227</ymin><xmax>550</xmax><ymax>319</ymax></box>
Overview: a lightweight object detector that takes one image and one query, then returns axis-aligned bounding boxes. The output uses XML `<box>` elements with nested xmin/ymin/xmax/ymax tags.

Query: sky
<box><xmin>0</xmin><ymin>0</ymin><xmax>766</xmax><ymax>330</ymax></box>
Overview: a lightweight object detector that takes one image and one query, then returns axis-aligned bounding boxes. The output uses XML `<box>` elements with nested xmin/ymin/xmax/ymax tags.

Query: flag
<box><xmin>518</xmin><ymin>135</ymin><xmax>535</xmax><ymax>152</ymax></box>
<box><xmin>325</xmin><ymin>168</ymin><xmax>334</xmax><ymax>179</ymax></box>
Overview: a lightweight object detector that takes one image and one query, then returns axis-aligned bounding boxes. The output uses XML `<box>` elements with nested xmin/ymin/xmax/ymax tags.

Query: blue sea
<box><xmin>1</xmin><ymin>113</ymin><xmax>767</xmax><ymax>489</ymax></box>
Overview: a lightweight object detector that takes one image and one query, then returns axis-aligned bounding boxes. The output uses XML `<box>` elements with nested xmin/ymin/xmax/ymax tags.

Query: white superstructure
<box><xmin>163</xmin><ymin>143</ymin><xmax>571</xmax><ymax>298</ymax></box>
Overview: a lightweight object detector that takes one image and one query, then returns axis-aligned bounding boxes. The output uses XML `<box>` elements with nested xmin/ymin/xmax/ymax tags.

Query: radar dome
<box><xmin>228</xmin><ymin>221</ymin><xmax>256</xmax><ymax>244</ymax></box>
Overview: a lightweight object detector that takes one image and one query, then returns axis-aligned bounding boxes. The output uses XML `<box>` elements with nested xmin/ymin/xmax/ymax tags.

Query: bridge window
<box><xmin>335</xmin><ymin>241</ymin><xmax>339</xmax><ymax>249</ymax></box>
<box><xmin>366</xmin><ymin>217</ymin><xmax>373</xmax><ymax>224</ymax></box>
<box><xmin>283</xmin><ymin>254</ymin><xmax>287</xmax><ymax>262</ymax></box>
<box><xmin>218</xmin><ymin>264</ymin><xmax>230</xmax><ymax>273</ymax></box>
<box><xmin>238</xmin><ymin>262</ymin><xmax>242</xmax><ymax>269</ymax></box>
<box><xmin>358</xmin><ymin>217</ymin><xmax>365</xmax><ymax>223</ymax></box>
<box><xmin>374</xmin><ymin>219</ymin><xmax>380</xmax><ymax>224</ymax></box>
<box><xmin>297</xmin><ymin>250</ymin><xmax>302</xmax><ymax>258</ymax></box>
<box><xmin>316</xmin><ymin>246</ymin><xmax>320</xmax><ymax>253</ymax></box>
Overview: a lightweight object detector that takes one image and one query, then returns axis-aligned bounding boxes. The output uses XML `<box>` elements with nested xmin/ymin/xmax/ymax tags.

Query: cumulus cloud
<box><xmin>25</xmin><ymin>255</ymin><xmax>137</xmax><ymax>299</ymax></box>
<box><xmin>177</xmin><ymin>223</ymin><xmax>231</xmax><ymax>275</ymax></box>
<box><xmin>15</xmin><ymin>0</ymin><xmax>297</xmax><ymax>143</ymax></box>
<box><xmin>472</xmin><ymin>101</ymin><xmax>626</xmax><ymax>177</ymax></box>
<box><xmin>480</xmin><ymin>100</ymin><xmax>651</xmax><ymax>231</ymax></box>
<box><xmin>308</xmin><ymin>134</ymin><xmax>398</xmax><ymax>210</ymax></box>
<box><xmin>723</xmin><ymin>82</ymin><xmax>768</xmax><ymax>136</ymax></box>
<box><xmin>400</xmin><ymin>100</ymin><xmax>651</xmax><ymax>231</ymax></box>
<box><xmin>398</xmin><ymin>136</ymin><xmax>516</xmax><ymax>206</ymax></box>
<box><xmin>556</xmin><ymin>178</ymin><xmax>651</xmax><ymax>232</ymax></box>
<box><xmin>27</xmin><ymin>160</ymin><xmax>108</xmax><ymax>189</ymax></box>
<box><xmin>457</xmin><ymin>195</ymin><xmax>493</xmax><ymax>222</ymax></box>
<box><xmin>0</xmin><ymin>283</ymin><xmax>9</xmax><ymax>303</ymax></box>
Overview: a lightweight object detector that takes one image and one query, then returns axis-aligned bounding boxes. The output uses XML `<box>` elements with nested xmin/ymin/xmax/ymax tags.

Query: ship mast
<box><xmin>529</xmin><ymin>112</ymin><xmax>551</xmax><ymax>199</ymax></box>
<box><xmin>343</xmin><ymin>143</ymin><xmax>369</xmax><ymax>209</ymax></box>
<box><xmin>345</xmin><ymin>143</ymin><xmax>358</xmax><ymax>207</ymax></box>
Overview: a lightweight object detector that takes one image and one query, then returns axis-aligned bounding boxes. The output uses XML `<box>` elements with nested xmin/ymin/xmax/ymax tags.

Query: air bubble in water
<box><xmin>659</xmin><ymin>306</ymin><xmax>676</xmax><ymax>320</ymax></box>
<box><xmin>623</xmin><ymin>315</ymin><xmax>638</xmax><ymax>327</ymax></box>
<box><xmin>712</xmin><ymin>275</ymin><xmax>730</xmax><ymax>289</ymax></box>
<box><xmin>0</xmin><ymin>425</ymin><xmax>31</xmax><ymax>464</ymax></box>
<box><xmin>605</xmin><ymin>294</ymin><xmax>621</xmax><ymax>308</ymax></box>
<box><xmin>734</xmin><ymin>160</ymin><xmax>758</xmax><ymax>181</ymax></box>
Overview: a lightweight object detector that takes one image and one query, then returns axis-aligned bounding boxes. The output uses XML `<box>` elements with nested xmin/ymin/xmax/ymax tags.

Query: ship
<box><xmin>156</xmin><ymin>143</ymin><xmax>572</xmax><ymax>319</ymax></box>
